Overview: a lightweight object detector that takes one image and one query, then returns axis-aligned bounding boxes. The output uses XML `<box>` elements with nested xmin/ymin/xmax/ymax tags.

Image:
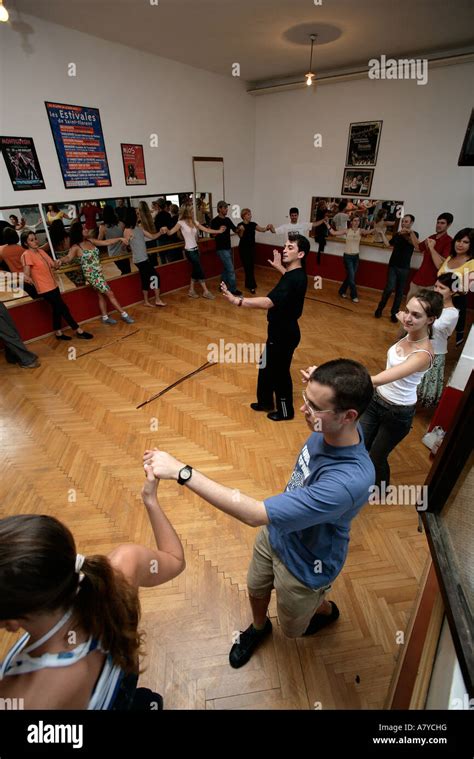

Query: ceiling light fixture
<box><xmin>0</xmin><ymin>1</ymin><xmax>9</xmax><ymax>22</ymax></box>
<box><xmin>305</xmin><ymin>34</ymin><xmax>317</xmax><ymax>86</ymax></box>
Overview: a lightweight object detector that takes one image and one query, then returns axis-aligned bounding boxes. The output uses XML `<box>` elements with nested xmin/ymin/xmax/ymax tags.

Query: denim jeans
<box><xmin>217</xmin><ymin>248</ymin><xmax>236</xmax><ymax>292</ymax></box>
<box><xmin>339</xmin><ymin>253</ymin><xmax>359</xmax><ymax>299</ymax></box>
<box><xmin>185</xmin><ymin>247</ymin><xmax>205</xmax><ymax>281</ymax></box>
<box><xmin>377</xmin><ymin>266</ymin><xmax>410</xmax><ymax>316</ymax></box>
<box><xmin>360</xmin><ymin>392</ymin><xmax>416</xmax><ymax>487</ymax></box>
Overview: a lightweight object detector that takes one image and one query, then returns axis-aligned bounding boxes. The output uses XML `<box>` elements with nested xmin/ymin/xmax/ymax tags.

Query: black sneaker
<box><xmin>232</xmin><ymin>289</ymin><xmax>243</xmax><ymax>296</ymax></box>
<box><xmin>374</xmin><ymin>308</ymin><xmax>382</xmax><ymax>318</ymax></box>
<box><xmin>250</xmin><ymin>402</ymin><xmax>274</xmax><ymax>412</ymax></box>
<box><xmin>267</xmin><ymin>411</ymin><xmax>294</xmax><ymax>421</ymax></box>
<box><xmin>76</xmin><ymin>331</ymin><xmax>94</xmax><ymax>339</ymax></box>
<box><xmin>56</xmin><ymin>333</ymin><xmax>72</xmax><ymax>341</ymax></box>
<box><xmin>302</xmin><ymin>601</ymin><xmax>340</xmax><ymax>636</ymax></box>
<box><xmin>229</xmin><ymin>618</ymin><xmax>272</xmax><ymax>669</ymax></box>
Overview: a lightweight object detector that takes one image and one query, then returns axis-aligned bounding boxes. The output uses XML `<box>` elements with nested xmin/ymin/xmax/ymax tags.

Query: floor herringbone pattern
<box><xmin>0</xmin><ymin>267</ymin><xmax>457</xmax><ymax>709</ymax></box>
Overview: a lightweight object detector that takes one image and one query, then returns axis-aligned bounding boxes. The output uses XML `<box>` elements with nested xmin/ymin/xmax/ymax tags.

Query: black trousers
<box><xmin>256</xmin><ymin>327</ymin><xmax>300</xmax><ymax>417</ymax></box>
<box><xmin>115</xmin><ymin>258</ymin><xmax>131</xmax><ymax>276</ymax></box>
<box><xmin>41</xmin><ymin>288</ymin><xmax>79</xmax><ymax>332</ymax></box>
<box><xmin>454</xmin><ymin>294</ymin><xmax>467</xmax><ymax>339</ymax></box>
<box><xmin>239</xmin><ymin>244</ymin><xmax>256</xmax><ymax>290</ymax></box>
<box><xmin>0</xmin><ymin>302</ymin><xmax>38</xmax><ymax>366</ymax></box>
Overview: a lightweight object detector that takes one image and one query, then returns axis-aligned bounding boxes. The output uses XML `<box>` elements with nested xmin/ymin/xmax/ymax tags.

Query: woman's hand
<box><xmin>301</xmin><ymin>365</ymin><xmax>318</xmax><ymax>384</ymax></box>
<box><xmin>396</xmin><ymin>310</ymin><xmax>407</xmax><ymax>326</ymax></box>
<box><xmin>219</xmin><ymin>225</ymin><xmax>226</xmax><ymax>233</ymax></box>
<box><xmin>142</xmin><ymin>462</ymin><xmax>159</xmax><ymax>504</ymax></box>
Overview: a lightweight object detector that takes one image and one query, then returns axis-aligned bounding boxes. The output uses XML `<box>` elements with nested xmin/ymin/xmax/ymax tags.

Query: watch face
<box><xmin>181</xmin><ymin>467</ymin><xmax>191</xmax><ymax>480</ymax></box>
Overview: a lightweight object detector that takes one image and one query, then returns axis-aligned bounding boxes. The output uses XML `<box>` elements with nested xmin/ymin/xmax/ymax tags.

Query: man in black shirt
<box><xmin>211</xmin><ymin>200</ymin><xmax>242</xmax><ymax>296</ymax></box>
<box><xmin>374</xmin><ymin>214</ymin><xmax>419</xmax><ymax>323</ymax></box>
<box><xmin>221</xmin><ymin>233</ymin><xmax>309</xmax><ymax>421</ymax></box>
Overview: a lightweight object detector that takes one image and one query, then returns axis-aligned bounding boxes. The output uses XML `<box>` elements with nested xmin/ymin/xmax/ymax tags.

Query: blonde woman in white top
<box><xmin>162</xmin><ymin>205</ymin><xmax>225</xmax><ymax>299</ymax></box>
<box><xmin>328</xmin><ymin>216</ymin><xmax>373</xmax><ymax>302</ymax></box>
<box><xmin>360</xmin><ymin>289</ymin><xmax>443</xmax><ymax>486</ymax></box>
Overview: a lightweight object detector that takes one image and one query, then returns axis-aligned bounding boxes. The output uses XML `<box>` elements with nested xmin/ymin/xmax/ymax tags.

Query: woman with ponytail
<box><xmin>0</xmin><ymin>463</ymin><xmax>185</xmax><ymax>709</ymax></box>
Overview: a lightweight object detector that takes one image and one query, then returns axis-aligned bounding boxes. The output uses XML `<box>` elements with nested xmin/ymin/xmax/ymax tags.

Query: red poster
<box><xmin>121</xmin><ymin>143</ymin><xmax>147</xmax><ymax>186</ymax></box>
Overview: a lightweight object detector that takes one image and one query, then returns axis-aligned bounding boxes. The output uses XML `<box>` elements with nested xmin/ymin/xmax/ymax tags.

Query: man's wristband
<box><xmin>237</xmin><ymin>296</ymin><xmax>244</xmax><ymax>307</ymax></box>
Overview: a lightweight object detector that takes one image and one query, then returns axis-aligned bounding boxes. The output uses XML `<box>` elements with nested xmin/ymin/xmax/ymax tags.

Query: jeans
<box><xmin>339</xmin><ymin>253</ymin><xmax>359</xmax><ymax>299</ymax></box>
<box><xmin>360</xmin><ymin>392</ymin><xmax>416</xmax><ymax>487</ymax></box>
<box><xmin>185</xmin><ymin>248</ymin><xmax>205</xmax><ymax>281</ymax></box>
<box><xmin>377</xmin><ymin>266</ymin><xmax>410</xmax><ymax>316</ymax></box>
<box><xmin>217</xmin><ymin>248</ymin><xmax>236</xmax><ymax>292</ymax></box>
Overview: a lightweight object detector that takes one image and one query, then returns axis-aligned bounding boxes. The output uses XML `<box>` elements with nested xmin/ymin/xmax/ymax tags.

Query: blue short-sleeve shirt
<box><xmin>264</xmin><ymin>426</ymin><xmax>375</xmax><ymax>588</ymax></box>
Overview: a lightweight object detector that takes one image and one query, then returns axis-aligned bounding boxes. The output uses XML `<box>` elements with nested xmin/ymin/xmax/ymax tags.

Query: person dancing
<box><xmin>220</xmin><ymin>232</ymin><xmax>309</xmax><ymax>421</ymax></box>
<box><xmin>21</xmin><ymin>231</ymin><xmax>93</xmax><ymax>341</ymax></box>
<box><xmin>361</xmin><ymin>289</ymin><xmax>443</xmax><ymax>486</ymax></box>
<box><xmin>163</xmin><ymin>205</ymin><xmax>224</xmax><ymax>300</ymax></box>
<box><xmin>0</xmin><ymin>464</ymin><xmax>185</xmax><ymax>709</ymax></box>
<box><xmin>236</xmin><ymin>209</ymin><xmax>272</xmax><ymax>293</ymax></box>
<box><xmin>123</xmin><ymin>209</ymin><xmax>166</xmax><ymax>307</ymax></box>
<box><xmin>58</xmin><ymin>222</ymin><xmax>134</xmax><ymax>325</ymax></box>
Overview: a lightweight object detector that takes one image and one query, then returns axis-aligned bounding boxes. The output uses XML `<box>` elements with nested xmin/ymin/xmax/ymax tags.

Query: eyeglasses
<box><xmin>302</xmin><ymin>391</ymin><xmax>338</xmax><ymax>417</ymax></box>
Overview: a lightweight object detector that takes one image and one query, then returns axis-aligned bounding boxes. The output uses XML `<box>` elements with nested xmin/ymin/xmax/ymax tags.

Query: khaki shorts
<box><xmin>247</xmin><ymin>526</ymin><xmax>331</xmax><ymax>638</ymax></box>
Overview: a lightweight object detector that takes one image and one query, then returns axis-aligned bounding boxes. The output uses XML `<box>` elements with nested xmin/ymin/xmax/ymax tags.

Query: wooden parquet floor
<box><xmin>0</xmin><ymin>267</ymin><xmax>461</xmax><ymax>710</ymax></box>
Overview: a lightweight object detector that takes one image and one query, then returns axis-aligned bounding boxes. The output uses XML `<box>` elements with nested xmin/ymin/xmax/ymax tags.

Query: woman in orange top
<box><xmin>0</xmin><ymin>227</ymin><xmax>38</xmax><ymax>299</ymax></box>
<box><xmin>21</xmin><ymin>231</ymin><xmax>93</xmax><ymax>341</ymax></box>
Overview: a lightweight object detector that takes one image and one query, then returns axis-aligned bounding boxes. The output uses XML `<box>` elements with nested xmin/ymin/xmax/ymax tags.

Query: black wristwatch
<box><xmin>177</xmin><ymin>465</ymin><xmax>193</xmax><ymax>485</ymax></box>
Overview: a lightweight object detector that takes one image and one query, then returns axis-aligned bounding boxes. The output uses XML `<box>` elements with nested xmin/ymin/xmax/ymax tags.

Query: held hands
<box><xmin>219</xmin><ymin>225</ymin><xmax>226</xmax><ymax>233</ymax></box>
<box><xmin>300</xmin><ymin>365</ymin><xmax>318</xmax><ymax>384</ymax></box>
<box><xmin>142</xmin><ymin>462</ymin><xmax>159</xmax><ymax>503</ymax></box>
<box><xmin>143</xmin><ymin>448</ymin><xmax>183</xmax><ymax>481</ymax></box>
<box><xmin>425</xmin><ymin>237</ymin><xmax>436</xmax><ymax>251</ymax></box>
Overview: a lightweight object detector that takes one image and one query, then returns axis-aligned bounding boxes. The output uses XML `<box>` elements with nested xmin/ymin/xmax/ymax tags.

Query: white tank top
<box><xmin>177</xmin><ymin>220</ymin><xmax>199</xmax><ymax>250</ymax></box>
<box><xmin>377</xmin><ymin>339</ymin><xmax>433</xmax><ymax>405</ymax></box>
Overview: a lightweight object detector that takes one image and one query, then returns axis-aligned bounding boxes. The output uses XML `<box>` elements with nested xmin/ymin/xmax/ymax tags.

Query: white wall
<box><xmin>0</xmin><ymin>15</ymin><xmax>256</xmax><ymax>209</ymax></box>
<box><xmin>253</xmin><ymin>63</ymin><xmax>474</xmax><ymax>254</ymax></box>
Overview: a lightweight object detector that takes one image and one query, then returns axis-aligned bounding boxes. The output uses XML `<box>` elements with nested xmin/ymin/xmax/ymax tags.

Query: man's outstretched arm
<box><xmin>143</xmin><ymin>448</ymin><xmax>269</xmax><ymax>527</ymax></box>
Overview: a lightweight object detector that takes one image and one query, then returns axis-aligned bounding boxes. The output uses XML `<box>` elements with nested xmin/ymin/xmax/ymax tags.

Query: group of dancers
<box><xmin>0</xmin><ymin>206</ymin><xmax>472</xmax><ymax>709</ymax></box>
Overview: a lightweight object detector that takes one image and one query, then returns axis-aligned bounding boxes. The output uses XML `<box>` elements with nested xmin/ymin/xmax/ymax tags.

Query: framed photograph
<box><xmin>346</xmin><ymin>121</ymin><xmax>383</xmax><ymax>167</ymax></box>
<box><xmin>458</xmin><ymin>108</ymin><xmax>474</xmax><ymax>166</ymax></box>
<box><xmin>0</xmin><ymin>136</ymin><xmax>45</xmax><ymax>191</ymax></box>
<box><xmin>45</xmin><ymin>102</ymin><xmax>112</xmax><ymax>189</ymax></box>
<box><xmin>121</xmin><ymin>144</ymin><xmax>147</xmax><ymax>186</ymax></box>
<box><xmin>341</xmin><ymin>169</ymin><xmax>374</xmax><ymax>197</ymax></box>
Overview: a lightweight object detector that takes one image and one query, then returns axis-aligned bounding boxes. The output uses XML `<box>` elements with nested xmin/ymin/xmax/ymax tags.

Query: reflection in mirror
<box><xmin>193</xmin><ymin>157</ymin><xmax>224</xmax><ymax>220</ymax></box>
<box><xmin>41</xmin><ymin>197</ymin><xmax>133</xmax><ymax>289</ymax></box>
<box><xmin>129</xmin><ymin>193</ymin><xmax>190</xmax><ymax>264</ymax></box>
<box><xmin>0</xmin><ymin>204</ymin><xmax>47</xmax><ymax>303</ymax></box>
<box><xmin>310</xmin><ymin>196</ymin><xmax>404</xmax><ymax>247</ymax></box>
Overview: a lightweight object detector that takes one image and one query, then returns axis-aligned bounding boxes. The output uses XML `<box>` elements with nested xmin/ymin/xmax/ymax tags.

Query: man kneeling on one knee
<box><xmin>143</xmin><ymin>359</ymin><xmax>375</xmax><ymax>668</ymax></box>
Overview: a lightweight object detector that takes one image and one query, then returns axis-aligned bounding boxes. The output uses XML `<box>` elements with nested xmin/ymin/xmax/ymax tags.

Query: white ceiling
<box><xmin>8</xmin><ymin>0</ymin><xmax>474</xmax><ymax>86</ymax></box>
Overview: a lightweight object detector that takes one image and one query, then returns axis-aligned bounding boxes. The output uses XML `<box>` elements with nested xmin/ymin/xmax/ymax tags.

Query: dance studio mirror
<box><xmin>0</xmin><ymin>203</ymin><xmax>46</xmax><ymax>303</ymax></box>
<box><xmin>310</xmin><ymin>196</ymin><xmax>405</xmax><ymax>247</ymax></box>
<box><xmin>193</xmin><ymin>157</ymin><xmax>225</xmax><ymax>219</ymax></box>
